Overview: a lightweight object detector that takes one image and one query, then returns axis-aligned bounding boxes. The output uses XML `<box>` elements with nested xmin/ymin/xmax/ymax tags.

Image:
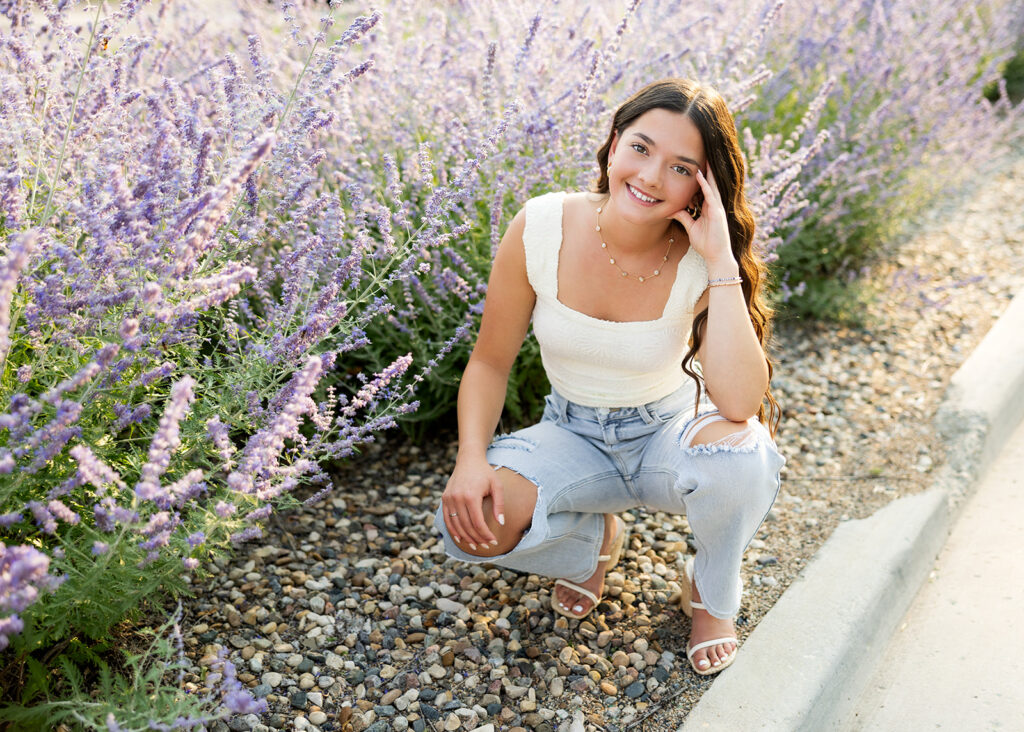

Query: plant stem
<box><xmin>39</xmin><ymin>1</ymin><xmax>105</xmax><ymax>227</ymax></box>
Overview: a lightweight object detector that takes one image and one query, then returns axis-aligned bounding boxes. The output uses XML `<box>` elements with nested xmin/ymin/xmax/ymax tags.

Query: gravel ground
<box><xmin>178</xmin><ymin>151</ymin><xmax>1024</xmax><ymax>732</ymax></box>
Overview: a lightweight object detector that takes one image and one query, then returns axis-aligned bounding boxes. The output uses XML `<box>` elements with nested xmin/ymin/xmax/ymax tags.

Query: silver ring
<box><xmin>449</xmin><ymin>512</ymin><xmax>458</xmax><ymax>518</ymax></box>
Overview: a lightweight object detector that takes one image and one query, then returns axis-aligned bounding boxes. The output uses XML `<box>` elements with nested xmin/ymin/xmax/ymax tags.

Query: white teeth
<box><xmin>629</xmin><ymin>184</ymin><xmax>656</xmax><ymax>203</ymax></box>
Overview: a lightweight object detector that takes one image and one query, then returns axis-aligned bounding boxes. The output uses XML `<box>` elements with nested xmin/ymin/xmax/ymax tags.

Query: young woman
<box><xmin>434</xmin><ymin>79</ymin><xmax>785</xmax><ymax>676</ymax></box>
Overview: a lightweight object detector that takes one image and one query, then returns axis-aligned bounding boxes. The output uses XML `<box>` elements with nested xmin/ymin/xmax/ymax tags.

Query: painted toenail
<box><xmin>713</xmin><ymin>660</ymin><xmax>721</xmax><ymax>667</ymax></box>
<box><xmin>698</xmin><ymin>659</ymin><xmax>710</xmax><ymax>668</ymax></box>
<box><xmin>573</xmin><ymin>605</ymin><xmax>584</xmax><ymax>613</ymax></box>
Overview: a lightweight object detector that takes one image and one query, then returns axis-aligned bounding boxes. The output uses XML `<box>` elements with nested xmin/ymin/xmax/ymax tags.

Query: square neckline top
<box><xmin>544</xmin><ymin>191</ymin><xmax>706</xmax><ymax>327</ymax></box>
<box><xmin>522</xmin><ymin>191</ymin><xmax>709</xmax><ymax>407</ymax></box>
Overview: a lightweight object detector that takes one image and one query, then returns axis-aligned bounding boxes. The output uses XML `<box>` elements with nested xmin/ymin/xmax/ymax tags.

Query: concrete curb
<box><xmin>680</xmin><ymin>288</ymin><xmax>1024</xmax><ymax>732</ymax></box>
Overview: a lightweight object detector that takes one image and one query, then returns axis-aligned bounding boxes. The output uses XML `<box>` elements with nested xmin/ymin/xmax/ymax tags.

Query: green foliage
<box><xmin>0</xmin><ymin>610</ymin><xmax>227</xmax><ymax>731</ymax></box>
<box><xmin>501</xmin><ymin>337</ymin><xmax>551</xmax><ymax>430</ymax></box>
<box><xmin>985</xmin><ymin>46</ymin><xmax>1024</xmax><ymax>102</ymax></box>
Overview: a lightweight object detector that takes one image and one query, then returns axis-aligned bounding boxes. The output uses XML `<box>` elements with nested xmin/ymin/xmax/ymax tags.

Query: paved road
<box><xmin>846</xmin><ymin>416</ymin><xmax>1024</xmax><ymax>730</ymax></box>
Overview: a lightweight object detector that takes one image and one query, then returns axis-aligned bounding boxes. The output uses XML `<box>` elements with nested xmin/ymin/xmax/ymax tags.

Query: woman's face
<box><xmin>607</xmin><ymin>107</ymin><xmax>706</xmax><ymax>222</ymax></box>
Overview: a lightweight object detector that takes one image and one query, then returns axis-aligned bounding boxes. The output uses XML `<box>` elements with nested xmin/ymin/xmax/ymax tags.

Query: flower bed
<box><xmin>1</xmin><ymin>0</ymin><xmax>1020</xmax><ymax>727</ymax></box>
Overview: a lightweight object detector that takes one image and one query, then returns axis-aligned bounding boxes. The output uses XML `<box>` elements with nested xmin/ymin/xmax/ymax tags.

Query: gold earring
<box><xmin>685</xmin><ymin>202</ymin><xmax>701</xmax><ymax>220</ymax></box>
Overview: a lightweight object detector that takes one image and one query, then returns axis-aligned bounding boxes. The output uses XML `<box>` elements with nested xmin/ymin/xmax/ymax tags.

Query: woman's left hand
<box><xmin>671</xmin><ymin>166</ymin><xmax>735</xmax><ymax>269</ymax></box>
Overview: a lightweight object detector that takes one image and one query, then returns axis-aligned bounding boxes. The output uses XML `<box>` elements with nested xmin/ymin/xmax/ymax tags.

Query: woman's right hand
<box><xmin>441</xmin><ymin>457</ymin><xmax>505</xmax><ymax>551</ymax></box>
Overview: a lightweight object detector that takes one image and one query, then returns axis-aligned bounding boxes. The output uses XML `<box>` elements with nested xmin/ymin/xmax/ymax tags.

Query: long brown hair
<box><xmin>593</xmin><ymin>79</ymin><xmax>780</xmax><ymax>436</ymax></box>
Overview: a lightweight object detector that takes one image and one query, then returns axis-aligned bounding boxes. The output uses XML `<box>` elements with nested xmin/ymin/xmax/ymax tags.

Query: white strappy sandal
<box><xmin>551</xmin><ymin>515</ymin><xmax>627</xmax><ymax>620</ymax></box>
<box><xmin>680</xmin><ymin>556</ymin><xmax>739</xmax><ymax>676</ymax></box>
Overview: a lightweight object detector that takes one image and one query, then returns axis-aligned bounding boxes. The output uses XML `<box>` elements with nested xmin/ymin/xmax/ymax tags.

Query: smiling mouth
<box><xmin>626</xmin><ymin>183</ymin><xmax>660</xmax><ymax>204</ymax></box>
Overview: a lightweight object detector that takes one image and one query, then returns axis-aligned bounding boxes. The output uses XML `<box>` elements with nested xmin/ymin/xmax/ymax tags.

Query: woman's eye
<box><xmin>631</xmin><ymin>143</ymin><xmax>646</xmax><ymax>154</ymax></box>
<box><xmin>673</xmin><ymin>166</ymin><xmax>691</xmax><ymax>176</ymax></box>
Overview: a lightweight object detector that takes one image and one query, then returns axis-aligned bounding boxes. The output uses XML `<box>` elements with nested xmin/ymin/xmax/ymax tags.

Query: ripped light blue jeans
<box><xmin>433</xmin><ymin>385</ymin><xmax>785</xmax><ymax>619</ymax></box>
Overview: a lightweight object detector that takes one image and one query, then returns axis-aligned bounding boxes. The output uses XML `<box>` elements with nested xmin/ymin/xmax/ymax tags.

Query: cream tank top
<box><xmin>524</xmin><ymin>191</ymin><xmax>709</xmax><ymax>408</ymax></box>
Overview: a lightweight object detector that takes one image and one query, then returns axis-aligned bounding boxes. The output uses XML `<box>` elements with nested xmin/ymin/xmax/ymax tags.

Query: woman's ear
<box><xmin>608</xmin><ymin>129</ymin><xmax>620</xmax><ymax>160</ymax></box>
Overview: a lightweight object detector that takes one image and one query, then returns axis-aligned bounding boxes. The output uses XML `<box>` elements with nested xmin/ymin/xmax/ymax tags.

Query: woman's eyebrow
<box><xmin>631</xmin><ymin>132</ymin><xmax>700</xmax><ymax>167</ymax></box>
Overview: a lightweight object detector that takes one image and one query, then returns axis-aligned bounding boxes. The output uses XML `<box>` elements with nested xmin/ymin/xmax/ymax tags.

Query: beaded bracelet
<box><xmin>707</xmin><ymin>276</ymin><xmax>743</xmax><ymax>288</ymax></box>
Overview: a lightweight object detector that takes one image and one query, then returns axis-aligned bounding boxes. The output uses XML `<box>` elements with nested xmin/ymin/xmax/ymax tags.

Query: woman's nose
<box><xmin>638</xmin><ymin>161</ymin><xmax>660</xmax><ymax>188</ymax></box>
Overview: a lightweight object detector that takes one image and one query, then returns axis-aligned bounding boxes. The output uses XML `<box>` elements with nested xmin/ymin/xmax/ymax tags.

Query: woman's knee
<box><xmin>458</xmin><ymin>468</ymin><xmax>537</xmax><ymax>558</ymax></box>
<box><xmin>680</xmin><ymin>417</ymin><xmax>780</xmax><ymax>506</ymax></box>
<box><xmin>684</xmin><ymin>415</ymin><xmax>759</xmax><ymax>450</ymax></box>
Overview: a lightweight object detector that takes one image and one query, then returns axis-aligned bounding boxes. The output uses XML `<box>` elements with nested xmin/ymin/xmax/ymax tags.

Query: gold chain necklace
<box><xmin>595</xmin><ymin>203</ymin><xmax>674</xmax><ymax>283</ymax></box>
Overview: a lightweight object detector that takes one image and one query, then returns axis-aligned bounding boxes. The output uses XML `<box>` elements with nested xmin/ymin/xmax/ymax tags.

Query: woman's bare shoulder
<box><xmin>562</xmin><ymin>190</ymin><xmax>603</xmax><ymax>208</ymax></box>
<box><xmin>561</xmin><ymin>190</ymin><xmax>603</xmax><ymax>230</ymax></box>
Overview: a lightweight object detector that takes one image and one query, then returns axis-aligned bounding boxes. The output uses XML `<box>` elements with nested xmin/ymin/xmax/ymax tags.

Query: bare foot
<box><xmin>553</xmin><ymin>514</ymin><xmax>618</xmax><ymax>616</ymax></box>
<box><xmin>688</xmin><ymin>579</ymin><xmax>737</xmax><ymax>672</ymax></box>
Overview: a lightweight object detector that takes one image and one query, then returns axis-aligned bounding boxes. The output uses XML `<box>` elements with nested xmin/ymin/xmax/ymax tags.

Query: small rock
<box><xmin>436</xmin><ymin>598</ymin><xmax>465</xmax><ymax>614</ymax></box>
<box><xmin>228</xmin><ymin>715</ymin><xmax>258</xmax><ymax>731</ymax></box>
<box><xmin>261</xmin><ymin>672</ymin><xmax>283</xmax><ymax>688</ymax></box>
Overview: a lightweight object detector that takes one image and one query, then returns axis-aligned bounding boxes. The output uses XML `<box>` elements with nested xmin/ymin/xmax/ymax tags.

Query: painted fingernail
<box><xmin>498</xmin><ymin>513</ymin><xmax>505</xmax><ymax>526</ymax></box>
<box><xmin>468</xmin><ymin>543</ymin><xmax>477</xmax><ymax>551</ymax></box>
<box><xmin>490</xmin><ymin>540</ymin><xmax>498</xmax><ymax>547</ymax></box>
<box><xmin>454</xmin><ymin>536</ymin><xmax>461</xmax><ymax>543</ymax></box>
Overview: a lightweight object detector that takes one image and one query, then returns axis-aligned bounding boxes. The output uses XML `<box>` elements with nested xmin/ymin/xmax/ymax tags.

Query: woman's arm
<box><xmin>442</xmin><ymin>208</ymin><xmax>536</xmax><ymax>547</ymax></box>
<box><xmin>691</xmin><ymin>273</ymin><xmax>769</xmax><ymax>421</ymax></box>
<box><xmin>674</xmin><ymin>168</ymin><xmax>768</xmax><ymax>421</ymax></box>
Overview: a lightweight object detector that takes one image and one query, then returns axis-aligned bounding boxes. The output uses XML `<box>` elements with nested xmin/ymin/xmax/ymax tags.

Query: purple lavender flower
<box><xmin>40</xmin><ymin>362</ymin><xmax>100</xmax><ymax>406</ymax></box>
<box><xmin>27</xmin><ymin>501</ymin><xmax>57</xmax><ymax>534</ymax></box>
<box><xmin>229</xmin><ymin>525</ymin><xmax>262</xmax><ymax>544</ymax></box>
<box><xmin>226</xmin><ymin>355</ymin><xmax>322</xmax><ymax>499</ymax></box>
<box><xmin>69</xmin><ymin>444</ymin><xmax>125</xmax><ymax>493</ymax></box>
<box><xmin>134</xmin><ymin>377</ymin><xmax>195</xmax><ymax>504</ymax></box>
<box><xmin>119</xmin><ymin>317</ymin><xmax>139</xmax><ymax>339</ymax></box>
<box><xmin>172</xmin><ymin>134</ymin><xmax>275</xmax><ymax>278</ymax></box>
<box><xmin>160</xmin><ymin>469</ymin><xmax>207</xmax><ymax>510</ymax></box>
<box><xmin>341</xmin><ymin>354</ymin><xmax>412</xmax><ymax>418</ymax></box>
<box><xmin>0</xmin><ymin>230</ymin><xmax>38</xmax><ymax>369</ymax></box>
<box><xmin>47</xmin><ymin>499</ymin><xmax>79</xmax><ymax>526</ymax></box>
<box><xmin>0</xmin><ymin>543</ymin><xmax>62</xmax><ymax>649</ymax></box>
